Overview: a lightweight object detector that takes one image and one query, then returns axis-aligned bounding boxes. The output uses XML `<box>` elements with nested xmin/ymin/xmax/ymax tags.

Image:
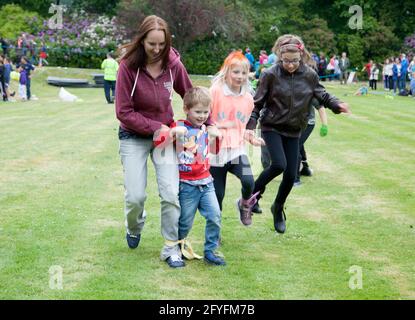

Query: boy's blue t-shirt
<box><xmin>21</xmin><ymin>63</ymin><xmax>34</xmax><ymax>76</ymax></box>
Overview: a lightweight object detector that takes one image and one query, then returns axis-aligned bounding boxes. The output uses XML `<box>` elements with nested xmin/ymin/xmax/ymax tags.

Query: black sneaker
<box><xmin>126</xmin><ymin>233</ymin><xmax>141</xmax><ymax>249</ymax></box>
<box><xmin>166</xmin><ymin>255</ymin><xmax>185</xmax><ymax>268</ymax></box>
<box><xmin>204</xmin><ymin>251</ymin><xmax>226</xmax><ymax>266</ymax></box>
<box><xmin>271</xmin><ymin>203</ymin><xmax>286</xmax><ymax>234</ymax></box>
<box><xmin>300</xmin><ymin>165</ymin><xmax>313</xmax><ymax>176</ymax></box>
<box><xmin>252</xmin><ymin>202</ymin><xmax>262</xmax><ymax>214</ymax></box>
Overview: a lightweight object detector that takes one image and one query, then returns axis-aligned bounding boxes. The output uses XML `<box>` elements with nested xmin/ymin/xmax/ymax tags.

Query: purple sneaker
<box><xmin>236</xmin><ymin>191</ymin><xmax>260</xmax><ymax>226</ymax></box>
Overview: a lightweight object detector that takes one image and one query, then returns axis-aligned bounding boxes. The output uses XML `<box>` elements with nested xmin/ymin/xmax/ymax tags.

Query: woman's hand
<box><xmin>160</xmin><ymin>124</ymin><xmax>170</xmax><ymax>131</ymax></box>
<box><xmin>169</xmin><ymin>126</ymin><xmax>188</xmax><ymax>139</ymax></box>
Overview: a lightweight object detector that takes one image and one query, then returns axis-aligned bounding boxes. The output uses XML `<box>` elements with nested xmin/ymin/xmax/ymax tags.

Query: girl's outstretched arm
<box><xmin>244</xmin><ymin>129</ymin><xmax>265</xmax><ymax>146</ymax></box>
<box><xmin>318</xmin><ymin>107</ymin><xmax>328</xmax><ymax>137</ymax></box>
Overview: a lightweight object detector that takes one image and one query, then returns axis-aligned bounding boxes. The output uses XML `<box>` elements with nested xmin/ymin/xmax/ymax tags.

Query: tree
<box><xmin>0</xmin><ymin>0</ymin><xmax>53</xmax><ymax>17</ymax></box>
<box><xmin>0</xmin><ymin>4</ymin><xmax>42</xmax><ymax>39</ymax></box>
<box><xmin>116</xmin><ymin>0</ymin><xmax>251</xmax><ymax>51</ymax></box>
<box><xmin>71</xmin><ymin>0</ymin><xmax>120</xmax><ymax>16</ymax></box>
<box><xmin>301</xmin><ymin>18</ymin><xmax>336</xmax><ymax>55</ymax></box>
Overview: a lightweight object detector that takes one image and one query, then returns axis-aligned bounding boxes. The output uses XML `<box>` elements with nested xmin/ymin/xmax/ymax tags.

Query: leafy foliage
<box><xmin>71</xmin><ymin>0</ymin><xmax>120</xmax><ymax>16</ymax></box>
<box><xmin>116</xmin><ymin>0</ymin><xmax>251</xmax><ymax>51</ymax></box>
<box><xmin>2</xmin><ymin>0</ymin><xmax>415</xmax><ymax>73</ymax></box>
<box><xmin>0</xmin><ymin>4</ymin><xmax>42</xmax><ymax>39</ymax></box>
<box><xmin>0</xmin><ymin>0</ymin><xmax>52</xmax><ymax>17</ymax></box>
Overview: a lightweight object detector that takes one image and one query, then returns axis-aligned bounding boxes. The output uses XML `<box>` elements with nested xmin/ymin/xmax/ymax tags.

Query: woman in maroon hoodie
<box><xmin>115</xmin><ymin>15</ymin><xmax>192</xmax><ymax>268</ymax></box>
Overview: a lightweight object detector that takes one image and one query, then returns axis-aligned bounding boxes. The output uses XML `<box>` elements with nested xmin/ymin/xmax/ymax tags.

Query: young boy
<box><xmin>154</xmin><ymin>87</ymin><xmax>225</xmax><ymax>266</ymax></box>
<box><xmin>17</xmin><ymin>66</ymin><xmax>27</xmax><ymax>101</ymax></box>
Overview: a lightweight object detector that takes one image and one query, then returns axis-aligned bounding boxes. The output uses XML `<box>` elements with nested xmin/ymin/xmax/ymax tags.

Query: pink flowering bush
<box><xmin>404</xmin><ymin>34</ymin><xmax>415</xmax><ymax>56</ymax></box>
<box><xmin>37</xmin><ymin>9</ymin><xmax>127</xmax><ymax>68</ymax></box>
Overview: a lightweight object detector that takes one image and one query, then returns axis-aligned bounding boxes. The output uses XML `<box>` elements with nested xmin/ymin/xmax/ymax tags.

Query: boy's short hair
<box><xmin>183</xmin><ymin>86</ymin><xmax>211</xmax><ymax>109</ymax></box>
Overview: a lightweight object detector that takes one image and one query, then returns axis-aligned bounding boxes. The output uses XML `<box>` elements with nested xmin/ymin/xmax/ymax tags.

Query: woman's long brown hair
<box><xmin>118</xmin><ymin>15</ymin><xmax>172</xmax><ymax>70</ymax></box>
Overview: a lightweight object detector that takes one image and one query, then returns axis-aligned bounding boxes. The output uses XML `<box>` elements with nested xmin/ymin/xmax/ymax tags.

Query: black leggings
<box><xmin>297</xmin><ymin>124</ymin><xmax>315</xmax><ymax>179</ymax></box>
<box><xmin>210</xmin><ymin>155</ymin><xmax>255</xmax><ymax>211</ymax></box>
<box><xmin>254</xmin><ymin>131</ymin><xmax>299</xmax><ymax>205</ymax></box>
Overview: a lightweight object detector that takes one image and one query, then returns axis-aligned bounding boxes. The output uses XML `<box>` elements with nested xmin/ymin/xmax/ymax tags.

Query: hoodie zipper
<box><xmin>290</xmin><ymin>73</ymin><xmax>294</xmax><ymax>115</ymax></box>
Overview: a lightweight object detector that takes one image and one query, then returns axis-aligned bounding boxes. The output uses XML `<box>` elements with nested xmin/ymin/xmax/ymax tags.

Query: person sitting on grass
<box><xmin>354</xmin><ymin>86</ymin><xmax>368</xmax><ymax>96</ymax></box>
<box><xmin>154</xmin><ymin>87</ymin><xmax>225</xmax><ymax>266</ymax></box>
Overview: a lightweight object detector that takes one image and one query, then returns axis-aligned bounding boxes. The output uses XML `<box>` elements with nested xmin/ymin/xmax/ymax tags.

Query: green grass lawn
<box><xmin>0</xmin><ymin>67</ymin><xmax>414</xmax><ymax>299</ymax></box>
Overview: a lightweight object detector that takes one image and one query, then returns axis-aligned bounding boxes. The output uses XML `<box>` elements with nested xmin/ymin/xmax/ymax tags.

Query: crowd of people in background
<box><xmin>359</xmin><ymin>54</ymin><xmax>415</xmax><ymax>96</ymax></box>
<box><xmin>2</xmin><ymin>35</ymin><xmax>415</xmax><ymax>105</ymax></box>
<box><xmin>0</xmin><ymin>33</ymin><xmax>49</xmax><ymax>103</ymax></box>
<box><xmin>1</xmin><ymin>34</ymin><xmax>48</xmax><ymax>66</ymax></box>
<box><xmin>0</xmin><ymin>54</ymin><xmax>35</xmax><ymax>102</ymax></box>
<box><xmin>242</xmin><ymin>45</ymin><xmax>415</xmax><ymax>97</ymax></box>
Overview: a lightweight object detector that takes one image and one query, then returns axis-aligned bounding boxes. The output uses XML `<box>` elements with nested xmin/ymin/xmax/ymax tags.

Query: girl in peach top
<box><xmin>209</xmin><ymin>52</ymin><xmax>264</xmax><ymax>227</ymax></box>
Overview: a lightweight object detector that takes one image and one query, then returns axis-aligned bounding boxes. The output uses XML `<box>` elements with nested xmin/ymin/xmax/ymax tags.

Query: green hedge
<box><xmin>46</xmin><ymin>46</ymin><xmax>114</xmax><ymax>69</ymax></box>
<box><xmin>181</xmin><ymin>37</ymin><xmax>239</xmax><ymax>75</ymax></box>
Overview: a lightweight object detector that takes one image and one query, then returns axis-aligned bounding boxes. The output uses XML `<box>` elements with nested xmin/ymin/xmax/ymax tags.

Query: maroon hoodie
<box><xmin>115</xmin><ymin>48</ymin><xmax>192</xmax><ymax>137</ymax></box>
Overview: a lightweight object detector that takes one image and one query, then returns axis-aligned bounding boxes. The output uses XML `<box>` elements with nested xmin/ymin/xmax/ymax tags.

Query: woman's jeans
<box><xmin>119</xmin><ymin>137</ymin><xmax>181</xmax><ymax>260</ymax></box>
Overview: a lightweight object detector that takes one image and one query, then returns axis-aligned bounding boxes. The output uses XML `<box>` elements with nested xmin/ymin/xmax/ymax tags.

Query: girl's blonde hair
<box><xmin>272</xmin><ymin>34</ymin><xmax>315</xmax><ymax>68</ymax></box>
<box><xmin>211</xmin><ymin>51</ymin><xmax>252</xmax><ymax>93</ymax></box>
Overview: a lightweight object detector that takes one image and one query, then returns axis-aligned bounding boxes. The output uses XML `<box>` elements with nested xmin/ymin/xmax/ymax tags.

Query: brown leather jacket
<box><xmin>247</xmin><ymin>63</ymin><xmax>342</xmax><ymax>137</ymax></box>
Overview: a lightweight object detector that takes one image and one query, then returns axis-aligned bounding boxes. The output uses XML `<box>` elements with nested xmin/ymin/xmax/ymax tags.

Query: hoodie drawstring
<box><xmin>130</xmin><ymin>67</ymin><xmax>140</xmax><ymax>98</ymax></box>
<box><xmin>130</xmin><ymin>67</ymin><xmax>174</xmax><ymax>100</ymax></box>
<box><xmin>169</xmin><ymin>69</ymin><xmax>174</xmax><ymax>100</ymax></box>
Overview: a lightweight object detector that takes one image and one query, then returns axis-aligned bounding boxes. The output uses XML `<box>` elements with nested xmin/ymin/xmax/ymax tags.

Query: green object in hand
<box><xmin>320</xmin><ymin>124</ymin><xmax>328</xmax><ymax>137</ymax></box>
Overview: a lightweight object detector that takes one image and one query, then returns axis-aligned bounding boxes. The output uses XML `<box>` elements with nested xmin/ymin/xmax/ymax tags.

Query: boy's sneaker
<box><xmin>126</xmin><ymin>233</ymin><xmax>141</xmax><ymax>249</ymax></box>
<box><xmin>166</xmin><ymin>254</ymin><xmax>185</xmax><ymax>268</ymax></box>
<box><xmin>236</xmin><ymin>191</ymin><xmax>260</xmax><ymax>226</ymax></box>
<box><xmin>204</xmin><ymin>251</ymin><xmax>226</xmax><ymax>266</ymax></box>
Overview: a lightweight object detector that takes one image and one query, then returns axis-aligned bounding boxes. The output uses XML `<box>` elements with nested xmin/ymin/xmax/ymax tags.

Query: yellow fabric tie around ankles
<box><xmin>164</xmin><ymin>239</ymin><xmax>202</xmax><ymax>260</ymax></box>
